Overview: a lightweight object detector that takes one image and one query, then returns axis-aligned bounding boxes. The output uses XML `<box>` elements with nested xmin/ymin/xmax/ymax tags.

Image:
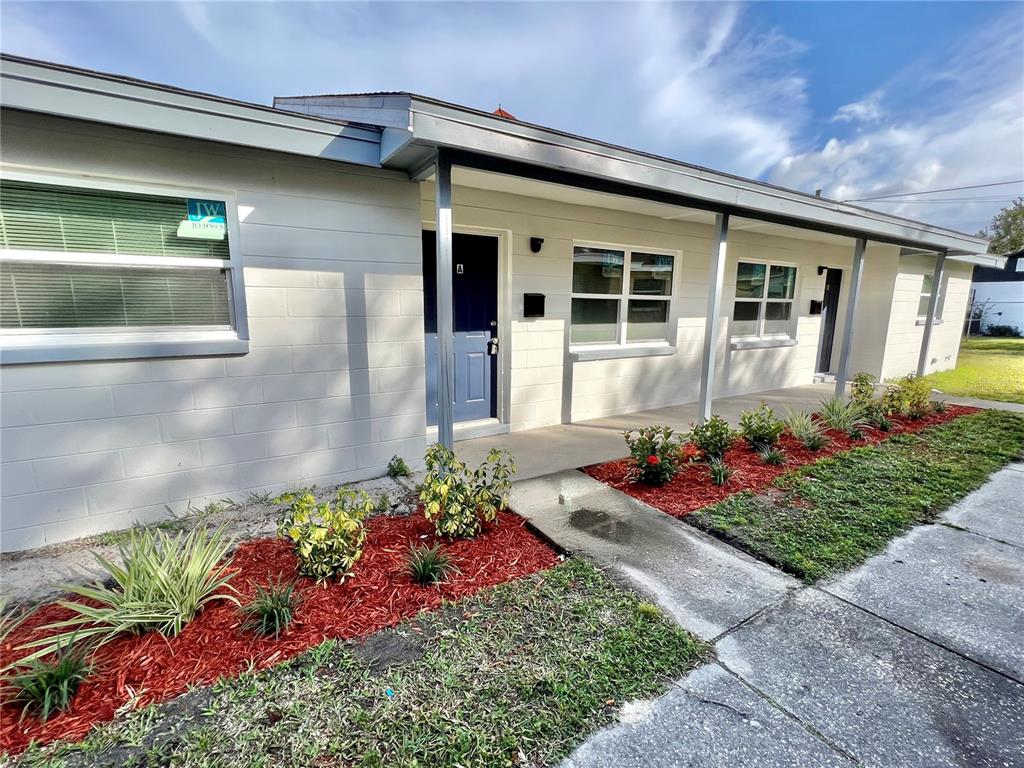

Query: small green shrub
<box><xmin>758</xmin><ymin>446</ymin><xmax>786</xmax><ymax>465</ymax></box>
<box><xmin>623</xmin><ymin>426</ymin><xmax>681</xmax><ymax>485</ymax></box>
<box><xmin>782</xmin><ymin>407</ymin><xmax>829</xmax><ymax>450</ymax></box>
<box><xmin>242</xmin><ymin>579</ymin><xmax>299</xmax><ymax>639</ymax></box>
<box><xmin>848</xmin><ymin>427</ymin><xmax>865</xmax><ymax>441</ymax></box>
<box><xmin>387</xmin><ymin>455</ymin><xmax>412</xmax><ymax>478</ymax></box>
<box><xmin>871</xmin><ymin>412</ymin><xmax>893</xmax><ymax>432</ymax></box>
<box><xmin>689</xmin><ymin>415</ymin><xmax>736</xmax><ymax>460</ymax></box>
<box><xmin>7</xmin><ymin>643</ymin><xmax>90</xmax><ymax>721</ymax></box>
<box><xmin>278</xmin><ymin>488</ymin><xmax>371</xmax><ymax>583</ymax></box>
<box><xmin>708</xmin><ymin>458</ymin><xmax>733</xmax><ymax>486</ymax></box>
<box><xmin>420</xmin><ymin>445</ymin><xmax>516</xmax><ymax>539</ymax></box>
<box><xmin>407</xmin><ymin>543</ymin><xmax>456</xmax><ymax>586</ymax></box>
<box><xmin>850</xmin><ymin>372</ymin><xmax>877</xmax><ymax>409</ymax></box>
<box><xmin>18</xmin><ymin>527</ymin><xmax>236</xmax><ymax>663</ymax></box>
<box><xmin>816</xmin><ymin>396</ymin><xmax>868</xmax><ymax>432</ymax></box>
<box><xmin>881</xmin><ymin>373</ymin><xmax>931</xmax><ymax>417</ymax></box>
<box><xmin>934</xmin><ymin>399</ymin><xmax>947</xmax><ymax>414</ymax></box>
<box><xmin>738</xmin><ymin>403</ymin><xmax>785</xmax><ymax>451</ymax></box>
<box><xmin>803</xmin><ymin>433</ymin><xmax>830</xmax><ymax>451</ymax></box>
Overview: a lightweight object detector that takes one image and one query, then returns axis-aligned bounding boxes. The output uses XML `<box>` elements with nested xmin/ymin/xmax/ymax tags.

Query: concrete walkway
<box><xmin>513</xmin><ymin>465</ymin><xmax>1024</xmax><ymax>768</ymax></box>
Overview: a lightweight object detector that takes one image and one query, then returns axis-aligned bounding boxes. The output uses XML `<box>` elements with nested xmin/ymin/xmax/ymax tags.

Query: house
<box><xmin>965</xmin><ymin>248</ymin><xmax>1024</xmax><ymax>335</ymax></box>
<box><xmin>0</xmin><ymin>55</ymin><xmax>1002</xmax><ymax>551</ymax></box>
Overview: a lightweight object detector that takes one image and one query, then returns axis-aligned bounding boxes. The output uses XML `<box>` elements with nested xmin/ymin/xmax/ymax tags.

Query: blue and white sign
<box><xmin>177</xmin><ymin>199</ymin><xmax>227</xmax><ymax>241</ymax></box>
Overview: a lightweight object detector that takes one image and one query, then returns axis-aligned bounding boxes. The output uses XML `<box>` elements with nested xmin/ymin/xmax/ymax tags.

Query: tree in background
<box><xmin>978</xmin><ymin>197</ymin><xmax>1024</xmax><ymax>254</ymax></box>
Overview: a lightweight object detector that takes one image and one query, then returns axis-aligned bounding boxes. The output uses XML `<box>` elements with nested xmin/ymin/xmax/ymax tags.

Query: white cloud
<box><xmin>832</xmin><ymin>91</ymin><xmax>884</xmax><ymax>124</ymax></box>
<box><xmin>769</xmin><ymin>15</ymin><xmax>1024</xmax><ymax>234</ymax></box>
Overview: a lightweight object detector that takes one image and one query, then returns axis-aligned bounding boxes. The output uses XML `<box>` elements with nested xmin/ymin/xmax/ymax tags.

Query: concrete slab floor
<box><xmin>510</xmin><ymin>470</ymin><xmax>797</xmax><ymax>641</ymax></box>
<box><xmin>716</xmin><ymin>588</ymin><xmax>1024</xmax><ymax>768</ymax></box>
<box><xmin>561</xmin><ymin>663</ymin><xmax>853</xmax><ymax>768</ymax></box>
<box><xmin>941</xmin><ymin>464</ymin><xmax>1024</xmax><ymax>548</ymax></box>
<box><xmin>826</xmin><ymin>523</ymin><xmax>1024</xmax><ymax>681</ymax></box>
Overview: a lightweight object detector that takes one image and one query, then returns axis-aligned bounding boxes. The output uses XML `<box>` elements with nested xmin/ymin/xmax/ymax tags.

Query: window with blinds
<box><xmin>0</xmin><ymin>179</ymin><xmax>236</xmax><ymax>335</ymax></box>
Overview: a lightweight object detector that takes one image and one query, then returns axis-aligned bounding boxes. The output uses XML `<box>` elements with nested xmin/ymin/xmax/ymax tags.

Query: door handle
<box><xmin>487</xmin><ymin>337</ymin><xmax>499</xmax><ymax>355</ymax></box>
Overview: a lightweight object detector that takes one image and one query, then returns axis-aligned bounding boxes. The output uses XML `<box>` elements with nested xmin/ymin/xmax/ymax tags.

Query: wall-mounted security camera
<box><xmin>530</xmin><ymin>237</ymin><xmax>544</xmax><ymax>253</ymax></box>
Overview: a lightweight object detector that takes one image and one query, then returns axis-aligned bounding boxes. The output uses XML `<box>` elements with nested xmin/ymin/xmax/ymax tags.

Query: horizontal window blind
<box><xmin>0</xmin><ymin>262</ymin><xmax>231</xmax><ymax>329</ymax></box>
<box><xmin>0</xmin><ymin>180</ymin><xmax>228</xmax><ymax>259</ymax></box>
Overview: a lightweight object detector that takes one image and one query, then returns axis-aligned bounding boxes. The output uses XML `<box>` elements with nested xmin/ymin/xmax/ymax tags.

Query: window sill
<box><xmin>730</xmin><ymin>338</ymin><xmax>798</xmax><ymax>351</ymax></box>
<box><xmin>915</xmin><ymin>318</ymin><xmax>943</xmax><ymax>326</ymax></box>
<box><xmin>570</xmin><ymin>344</ymin><xmax>676</xmax><ymax>362</ymax></box>
<box><xmin>0</xmin><ymin>334</ymin><xmax>249</xmax><ymax>364</ymax></box>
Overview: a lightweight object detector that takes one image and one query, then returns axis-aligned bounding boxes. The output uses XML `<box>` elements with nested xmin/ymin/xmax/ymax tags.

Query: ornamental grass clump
<box><xmin>689</xmin><ymin>415</ymin><xmax>736</xmax><ymax>460</ymax></box>
<box><xmin>407</xmin><ymin>543</ymin><xmax>456</xmax><ymax>586</ymax></box>
<box><xmin>278</xmin><ymin>487</ymin><xmax>372</xmax><ymax>583</ymax></box>
<box><xmin>781</xmin><ymin>407</ymin><xmax>829</xmax><ymax>451</ymax></box>
<box><xmin>6</xmin><ymin>643</ymin><xmax>90</xmax><ymax>722</ymax></box>
<box><xmin>420</xmin><ymin>445</ymin><xmax>515</xmax><ymax>539</ymax></box>
<box><xmin>816</xmin><ymin>396</ymin><xmax>868</xmax><ymax>433</ymax></box>
<box><xmin>708</xmin><ymin>458</ymin><xmax>733</xmax><ymax>486</ymax></box>
<box><xmin>18</xmin><ymin>526</ymin><xmax>237</xmax><ymax>663</ymax></box>
<box><xmin>241</xmin><ymin>579</ymin><xmax>299</xmax><ymax>639</ymax></box>
<box><xmin>623</xmin><ymin>425</ymin><xmax>681</xmax><ymax>485</ymax></box>
<box><xmin>738</xmin><ymin>403</ymin><xmax>785</xmax><ymax>451</ymax></box>
<box><xmin>758</xmin><ymin>446</ymin><xmax>786</xmax><ymax>466</ymax></box>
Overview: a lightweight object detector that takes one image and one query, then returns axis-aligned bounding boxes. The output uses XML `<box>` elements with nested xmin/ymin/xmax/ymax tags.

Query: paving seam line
<box><xmin>708</xmin><ymin>589</ymin><xmax>799</xmax><ymax>645</ymax></box>
<box><xmin>812</xmin><ymin>584</ymin><xmax>1024</xmax><ymax>688</ymax></box>
<box><xmin>935</xmin><ymin>520</ymin><xmax>1024</xmax><ymax>551</ymax></box>
<box><xmin>709</xmin><ymin>660</ymin><xmax>863</xmax><ymax>766</ymax></box>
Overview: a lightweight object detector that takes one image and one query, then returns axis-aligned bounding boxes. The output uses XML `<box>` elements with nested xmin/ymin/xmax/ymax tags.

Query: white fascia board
<box><xmin>407</xmin><ymin>102</ymin><xmax>988</xmax><ymax>255</ymax></box>
<box><xmin>1</xmin><ymin>57</ymin><xmax>382</xmax><ymax>167</ymax></box>
<box><xmin>947</xmin><ymin>253</ymin><xmax>1007</xmax><ymax>268</ymax></box>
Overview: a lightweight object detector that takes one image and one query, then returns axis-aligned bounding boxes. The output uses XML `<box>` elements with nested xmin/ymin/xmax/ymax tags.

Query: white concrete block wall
<box><xmin>0</xmin><ymin>113</ymin><xmax>426</xmax><ymax>551</ymax></box>
<box><xmin>422</xmin><ymin>183</ymin><xmax>875</xmax><ymax>429</ymax></box>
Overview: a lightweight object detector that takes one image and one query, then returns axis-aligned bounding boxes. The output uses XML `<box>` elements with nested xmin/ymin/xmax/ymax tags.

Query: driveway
<box><xmin>512</xmin><ymin>465</ymin><xmax>1024</xmax><ymax>768</ymax></box>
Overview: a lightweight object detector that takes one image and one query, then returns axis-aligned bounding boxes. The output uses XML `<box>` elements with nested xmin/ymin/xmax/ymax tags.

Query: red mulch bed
<box><xmin>0</xmin><ymin>510</ymin><xmax>558</xmax><ymax>756</ymax></box>
<box><xmin>584</xmin><ymin>405</ymin><xmax>979</xmax><ymax>518</ymax></box>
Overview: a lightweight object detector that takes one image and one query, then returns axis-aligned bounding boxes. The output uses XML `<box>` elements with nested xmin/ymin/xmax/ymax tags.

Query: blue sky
<box><xmin>2</xmin><ymin>1</ymin><xmax>1022</xmax><ymax>235</ymax></box>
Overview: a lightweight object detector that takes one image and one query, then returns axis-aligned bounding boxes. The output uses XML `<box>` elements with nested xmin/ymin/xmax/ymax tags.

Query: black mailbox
<box><xmin>524</xmin><ymin>293</ymin><xmax>545</xmax><ymax>318</ymax></box>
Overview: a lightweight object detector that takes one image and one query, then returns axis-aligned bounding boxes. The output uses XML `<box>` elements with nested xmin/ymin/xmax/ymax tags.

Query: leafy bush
<box><xmin>985</xmin><ymin>324</ymin><xmax>1022</xmax><ymax>338</ymax></box>
<box><xmin>816</xmin><ymin>396</ymin><xmax>868</xmax><ymax>432</ymax></box>
<box><xmin>6</xmin><ymin>643</ymin><xmax>90</xmax><ymax>722</ymax></box>
<box><xmin>738</xmin><ymin>403</ymin><xmax>784</xmax><ymax>451</ymax></box>
<box><xmin>242</xmin><ymin>579</ymin><xmax>299</xmax><ymax>639</ymax></box>
<box><xmin>881</xmin><ymin>373</ymin><xmax>931</xmax><ymax>417</ymax></box>
<box><xmin>387</xmin><ymin>455</ymin><xmax>412</xmax><ymax>478</ymax></box>
<box><xmin>278</xmin><ymin>488</ymin><xmax>372</xmax><ymax>583</ymax></box>
<box><xmin>420</xmin><ymin>445</ymin><xmax>516</xmax><ymax>539</ymax></box>
<box><xmin>758</xmin><ymin>446</ymin><xmax>786</xmax><ymax>465</ymax></box>
<box><xmin>407</xmin><ymin>543</ymin><xmax>456</xmax><ymax>586</ymax></box>
<box><xmin>850</xmin><ymin>372</ymin><xmax>877</xmax><ymax>409</ymax></box>
<box><xmin>782</xmin><ymin>407</ymin><xmax>829</xmax><ymax>450</ymax></box>
<box><xmin>689</xmin><ymin>415</ymin><xmax>736</xmax><ymax>460</ymax></box>
<box><xmin>19</xmin><ymin>527</ymin><xmax>236</xmax><ymax>662</ymax></box>
<box><xmin>708</xmin><ymin>458</ymin><xmax>733</xmax><ymax>486</ymax></box>
<box><xmin>623</xmin><ymin>426</ymin><xmax>681</xmax><ymax>485</ymax></box>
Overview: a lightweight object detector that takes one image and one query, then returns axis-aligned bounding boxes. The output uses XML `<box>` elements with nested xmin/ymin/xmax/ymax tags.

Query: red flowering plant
<box><xmin>623</xmin><ymin>425</ymin><xmax>681</xmax><ymax>485</ymax></box>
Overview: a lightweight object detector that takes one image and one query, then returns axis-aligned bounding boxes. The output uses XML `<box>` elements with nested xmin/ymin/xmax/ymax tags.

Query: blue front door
<box><xmin>423</xmin><ymin>232</ymin><xmax>498</xmax><ymax>427</ymax></box>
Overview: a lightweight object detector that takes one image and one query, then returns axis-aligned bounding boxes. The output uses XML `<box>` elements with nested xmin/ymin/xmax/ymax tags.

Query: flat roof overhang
<box><xmin>338</xmin><ymin>95</ymin><xmax>992</xmax><ymax>265</ymax></box>
<box><xmin>0</xmin><ymin>55</ymin><xmax>383</xmax><ymax>168</ymax></box>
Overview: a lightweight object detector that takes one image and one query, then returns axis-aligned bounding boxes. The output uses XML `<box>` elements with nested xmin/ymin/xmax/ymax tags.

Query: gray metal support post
<box><xmin>834</xmin><ymin>238</ymin><xmax>867</xmax><ymax>397</ymax></box>
<box><xmin>698</xmin><ymin>213</ymin><xmax>730</xmax><ymax>422</ymax></box>
<box><xmin>917</xmin><ymin>251</ymin><xmax>946</xmax><ymax>377</ymax></box>
<box><xmin>434</xmin><ymin>152</ymin><xmax>455</xmax><ymax>448</ymax></box>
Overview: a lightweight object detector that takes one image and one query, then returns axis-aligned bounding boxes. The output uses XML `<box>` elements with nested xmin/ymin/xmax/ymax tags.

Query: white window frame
<box><xmin>730</xmin><ymin>258</ymin><xmax>800</xmax><ymax>341</ymax></box>
<box><xmin>0</xmin><ymin>168</ymin><xmax>249</xmax><ymax>364</ymax></box>
<box><xmin>917</xmin><ymin>272</ymin><xmax>942</xmax><ymax>321</ymax></box>
<box><xmin>569</xmin><ymin>241</ymin><xmax>679</xmax><ymax>351</ymax></box>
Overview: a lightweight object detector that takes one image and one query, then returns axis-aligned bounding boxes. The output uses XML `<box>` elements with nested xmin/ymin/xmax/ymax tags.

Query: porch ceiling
<box><xmin>446</xmin><ymin>168</ymin><xmax>856</xmax><ymax>248</ymax></box>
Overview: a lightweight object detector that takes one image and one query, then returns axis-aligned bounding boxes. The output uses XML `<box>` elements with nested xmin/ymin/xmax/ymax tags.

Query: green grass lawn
<box><xmin>13</xmin><ymin>559</ymin><xmax>709</xmax><ymax>768</ymax></box>
<box><xmin>686</xmin><ymin>410</ymin><xmax>1024</xmax><ymax>583</ymax></box>
<box><xmin>925</xmin><ymin>336</ymin><xmax>1024</xmax><ymax>404</ymax></box>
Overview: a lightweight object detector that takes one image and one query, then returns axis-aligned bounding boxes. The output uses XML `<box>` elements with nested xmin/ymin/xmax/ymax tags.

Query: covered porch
<box><xmin>456</xmin><ymin>382</ymin><xmax>836</xmax><ymax>480</ymax></box>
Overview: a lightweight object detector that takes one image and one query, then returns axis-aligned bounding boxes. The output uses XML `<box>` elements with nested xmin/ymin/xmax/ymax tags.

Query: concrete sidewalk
<box><xmin>513</xmin><ymin>465</ymin><xmax>1024</xmax><ymax>768</ymax></box>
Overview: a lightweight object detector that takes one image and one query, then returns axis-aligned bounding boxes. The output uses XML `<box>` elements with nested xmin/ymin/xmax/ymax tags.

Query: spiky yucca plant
<box><xmin>18</xmin><ymin>526</ymin><xmax>236</xmax><ymax>663</ymax></box>
<box><xmin>816</xmin><ymin>396</ymin><xmax>868</xmax><ymax>433</ymax></box>
<box><xmin>7</xmin><ymin>643</ymin><xmax>90</xmax><ymax>722</ymax></box>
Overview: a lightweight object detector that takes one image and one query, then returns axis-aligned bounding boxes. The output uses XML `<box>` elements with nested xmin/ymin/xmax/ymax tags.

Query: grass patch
<box><xmin>686</xmin><ymin>410</ymin><xmax>1024</xmax><ymax>583</ymax></box>
<box><xmin>12</xmin><ymin>558</ymin><xmax>708</xmax><ymax>767</ymax></box>
<box><xmin>924</xmin><ymin>336</ymin><xmax>1024</xmax><ymax>404</ymax></box>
